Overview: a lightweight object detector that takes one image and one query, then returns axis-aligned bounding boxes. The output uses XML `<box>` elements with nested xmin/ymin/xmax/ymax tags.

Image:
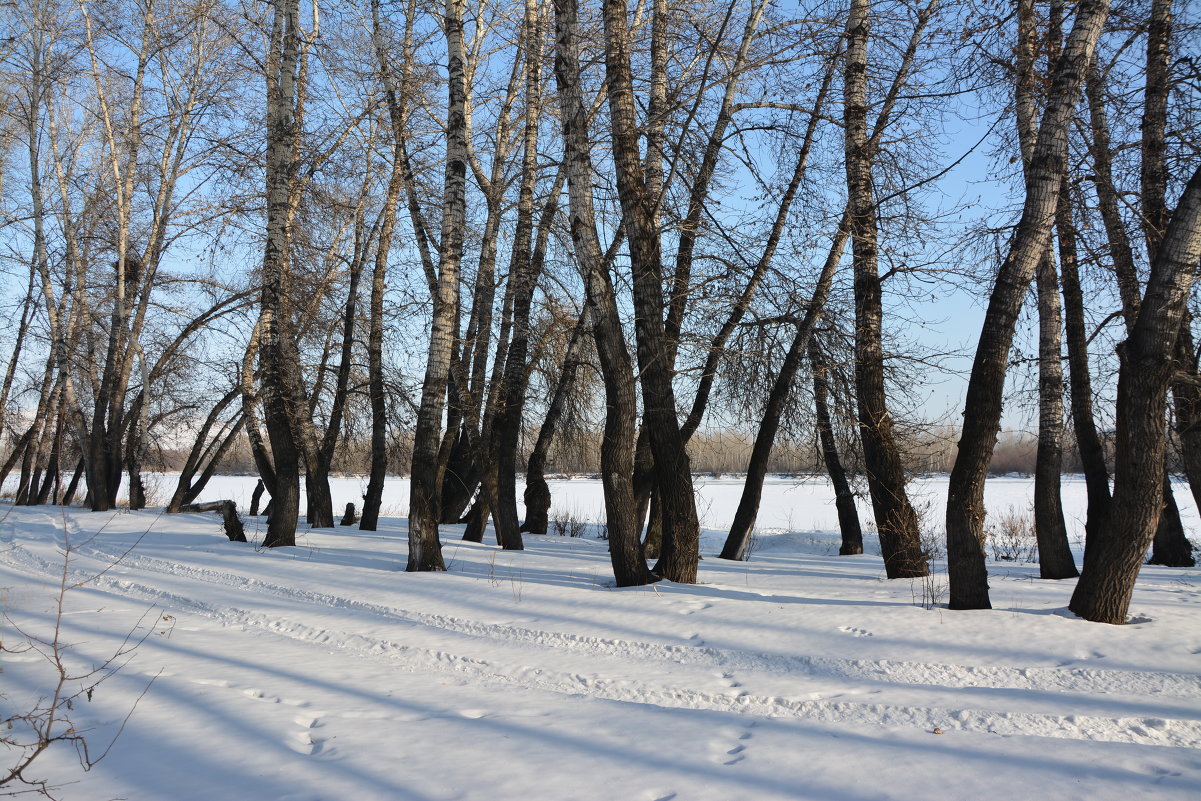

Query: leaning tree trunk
<box><xmin>947</xmin><ymin>0</ymin><xmax>1109</xmax><ymax>609</ymax></box>
<box><xmin>843</xmin><ymin>0</ymin><xmax>926</xmax><ymax>579</ymax></box>
<box><xmin>1070</xmin><ymin>165</ymin><xmax>1201</xmax><ymax>624</ymax></box>
<box><xmin>722</xmin><ymin>212</ymin><xmax>848</xmax><ymax>560</ymax></box>
<box><xmin>522</xmin><ymin>306</ymin><xmax>590</xmax><ymax>535</ymax></box>
<box><xmin>810</xmin><ymin>337</ymin><xmax>863</xmax><ymax>556</ymax></box>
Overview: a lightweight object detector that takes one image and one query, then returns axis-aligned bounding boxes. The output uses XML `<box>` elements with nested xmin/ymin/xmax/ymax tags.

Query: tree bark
<box><xmin>1034</xmin><ymin>249</ymin><xmax>1078</xmax><ymax>578</ymax></box>
<box><xmin>1018</xmin><ymin>0</ymin><xmax>1076</xmax><ymax>579</ymax></box>
<box><xmin>602</xmin><ymin>0</ymin><xmax>700</xmax><ymax>583</ymax></box>
<box><xmin>810</xmin><ymin>338</ymin><xmax>864</xmax><ymax>556</ymax></box>
<box><xmin>407</xmin><ymin>0</ymin><xmax>470</xmax><ymax>572</ymax></box>
<box><xmin>259</xmin><ymin>0</ymin><xmax>304</xmax><ymax>548</ymax></box>
<box><xmin>554</xmin><ymin>0</ymin><xmax>655</xmax><ymax>587</ymax></box>
<box><xmin>179</xmin><ymin>500</ymin><xmax>247</xmax><ymax>543</ymax></box>
<box><xmin>1070</xmin><ymin>165</ymin><xmax>1201</xmax><ymax>623</ymax></box>
<box><xmin>722</xmin><ymin>212</ymin><xmax>848</xmax><ymax>560</ymax></box>
<box><xmin>947</xmin><ymin>0</ymin><xmax>1109</xmax><ymax>609</ymax></box>
<box><xmin>1058</xmin><ymin>183</ymin><xmax>1113</xmax><ymax>547</ymax></box>
<box><xmin>844</xmin><ymin>0</ymin><xmax>926</xmax><ymax>580</ymax></box>
<box><xmin>522</xmin><ymin>306</ymin><xmax>590</xmax><ymax>535</ymax></box>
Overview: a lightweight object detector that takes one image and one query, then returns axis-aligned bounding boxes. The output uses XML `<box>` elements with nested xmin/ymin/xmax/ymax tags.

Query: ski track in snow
<box><xmin>5</xmin><ymin>530</ymin><xmax>1200</xmax><ymax>752</ymax></box>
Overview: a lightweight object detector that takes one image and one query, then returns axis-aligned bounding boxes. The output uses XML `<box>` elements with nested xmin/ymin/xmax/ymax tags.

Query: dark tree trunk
<box><xmin>810</xmin><ymin>338</ymin><xmax>863</xmax><ymax>556</ymax></box>
<box><xmin>461</xmin><ymin>495</ymin><xmax>488</xmax><ymax>543</ymax></box>
<box><xmin>1018</xmin><ymin>0</ymin><xmax>1076</xmax><ymax>580</ymax></box>
<box><xmin>439</xmin><ymin>426</ymin><xmax>479</xmax><ymax>523</ymax></box>
<box><xmin>1070</xmin><ymin>165</ymin><xmax>1201</xmax><ymax>623</ymax></box>
<box><xmin>555</xmin><ymin>0</ymin><xmax>655</xmax><ymax>586</ymax></box>
<box><xmin>259</xmin><ymin>0</ymin><xmax>304</xmax><ymax>548</ymax></box>
<box><xmin>722</xmin><ymin>214</ymin><xmax>848</xmax><ymax>560</ymax></box>
<box><xmin>407</xmin><ymin>0</ymin><xmax>470</xmax><ymax>572</ymax></box>
<box><xmin>1085</xmin><ymin>55</ymin><xmax>1193</xmax><ymax>566</ymax></box>
<box><xmin>1150</xmin><ymin>474</ymin><xmax>1195</xmax><ymax>566</ymax></box>
<box><xmin>61</xmin><ymin>457</ymin><xmax>84</xmax><ymax>506</ymax></box>
<box><xmin>362</xmin><ymin>0</ymin><xmax>421</xmax><ymax>533</ymax></box>
<box><xmin>521</xmin><ymin>306</ymin><xmax>589</xmax><ymax>535</ymax></box>
<box><xmin>1171</xmin><ymin>320</ymin><xmax>1201</xmax><ymax>544</ymax></box>
<box><xmin>168</xmin><ymin>388</ymin><xmax>241</xmax><ymax>513</ymax></box>
<box><xmin>947</xmin><ymin>0</ymin><xmax>1109</xmax><ymax>609</ymax></box>
<box><xmin>602</xmin><ymin>0</ymin><xmax>700</xmax><ymax>583</ymax></box>
<box><xmin>1034</xmin><ymin>249</ymin><xmax>1077</xmax><ymax>578</ymax></box>
<box><xmin>844</xmin><ymin>0</ymin><xmax>926</xmax><ymax>580</ymax></box>
<box><xmin>250</xmin><ymin>479</ymin><xmax>266</xmax><ymax>516</ymax></box>
<box><xmin>1058</xmin><ymin>184</ymin><xmax>1112</xmax><ymax>543</ymax></box>
<box><xmin>179</xmin><ymin>500</ymin><xmax>247</xmax><ymax>543</ymax></box>
<box><xmin>0</xmin><ymin>426</ymin><xmax>34</xmax><ymax>499</ymax></box>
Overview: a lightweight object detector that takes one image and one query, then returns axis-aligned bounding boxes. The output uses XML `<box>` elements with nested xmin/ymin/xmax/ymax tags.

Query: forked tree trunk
<box><xmin>554</xmin><ymin>0</ymin><xmax>654</xmax><ymax>587</ymax></box>
<box><xmin>947</xmin><ymin>0</ymin><xmax>1109</xmax><ymax>609</ymax></box>
<box><xmin>1086</xmin><ymin>58</ymin><xmax>1193</xmax><ymax>566</ymax></box>
<box><xmin>1070</xmin><ymin>165</ymin><xmax>1201</xmax><ymax>623</ymax></box>
<box><xmin>167</xmin><ymin>387</ymin><xmax>242</xmax><ymax>513</ymax></box>
<box><xmin>602</xmin><ymin>0</ymin><xmax>700</xmax><ymax>583</ymax></box>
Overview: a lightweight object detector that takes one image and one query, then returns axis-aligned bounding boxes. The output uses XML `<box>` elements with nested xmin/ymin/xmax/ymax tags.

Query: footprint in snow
<box><xmin>710</xmin><ymin>724</ymin><xmax>754</xmax><ymax>766</ymax></box>
<box><xmin>715</xmin><ymin>670</ymin><xmax>742</xmax><ymax>689</ymax></box>
<box><xmin>837</xmin><ymin>626</ymin><xmax>874</xmax><ymax>638</ymax></box>
<box><xmin>679</xmin><ymin>602</ymin><xmax>712</xmax><ymax>616</ymax></box>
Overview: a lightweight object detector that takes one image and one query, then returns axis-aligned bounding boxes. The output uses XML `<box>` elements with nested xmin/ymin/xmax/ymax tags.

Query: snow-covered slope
<box><xmin>2</xmin><ymin>477</ymin><xmax>1198</xmax><ymax>800</ymax></box>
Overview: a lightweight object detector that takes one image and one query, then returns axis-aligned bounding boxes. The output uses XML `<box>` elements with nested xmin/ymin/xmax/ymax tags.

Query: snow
<box><xmin>2</xmin><ymin>475</ymin><xmax>1199</xmax><ymax>800</ymax></box>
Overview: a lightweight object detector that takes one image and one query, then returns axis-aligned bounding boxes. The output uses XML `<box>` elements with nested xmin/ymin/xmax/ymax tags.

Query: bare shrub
<box><xmin>986</xmin><ymin>506</ymin><xmax>1039</xmax><ymax>563</ymax></box>
<box><xmin>2</xmin><ymin>511</ymin><xmax>158</xmax><ymax>797</ymax></box>
<box><xmin>549</xmin><ymin>508</ymin><xmax>587</xmax><ymax>538</ymax></box>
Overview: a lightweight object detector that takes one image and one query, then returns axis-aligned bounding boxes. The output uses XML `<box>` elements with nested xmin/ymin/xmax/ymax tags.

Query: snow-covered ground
<box><xmin>2</xmin><ymin>475</ymin><xmax>1199</xmax><ymax>800</ymax></box>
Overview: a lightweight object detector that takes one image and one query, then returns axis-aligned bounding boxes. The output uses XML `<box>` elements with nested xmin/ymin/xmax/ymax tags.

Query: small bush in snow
<box><xmin>986</xmin><ymin>507</ymin><xmax>1039</xmax><ymax>563</ymax></box>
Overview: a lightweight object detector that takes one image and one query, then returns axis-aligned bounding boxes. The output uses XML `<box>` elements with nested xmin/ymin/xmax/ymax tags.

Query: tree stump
<box><xmin>249</xmin><ymin>479</ymin><xmax>266</xmax><ymax>516</ymax></box>
<box><xmin>179</xmin><ymin>500</ymin><xmax>247</xmax><ymax>542</ymax></box>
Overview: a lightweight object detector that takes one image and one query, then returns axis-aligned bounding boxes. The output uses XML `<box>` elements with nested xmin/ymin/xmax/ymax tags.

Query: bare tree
<box><xmin>407</xmin><ymin>0</ymin><xmax>471</xmax><ymax>572</ymax></box>
<box><xmin>843</xmin><ymin>0</ymin><xmax>932</xmax><ymax>579</ymax></box>
<box><xmin>1069</xmin><ymin>165</ymin><xmax>1201</xmax><ymax>623</ymax></box>
<box><xmin>554</xmin><ymin>0</ymin><xmax>655</xmax><ymax>586</ymax></box>
<box><xmin>947</xmin><ymin>0</ymin><xmax>1109</xmax><ymax>610</ymax></box>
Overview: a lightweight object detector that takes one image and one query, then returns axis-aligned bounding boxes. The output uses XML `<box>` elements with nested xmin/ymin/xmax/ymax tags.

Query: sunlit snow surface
<box><xmin>2</xmin><ymin>475</ymin><xmax>1198</xmax><ymax>800</ymax></box>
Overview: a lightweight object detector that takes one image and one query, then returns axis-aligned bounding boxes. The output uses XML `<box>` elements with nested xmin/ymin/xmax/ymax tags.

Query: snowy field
<box><xmin>2</xmin><ymin>474</ymin><xmax>1199</xmax><ymax>800</ymax></box>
